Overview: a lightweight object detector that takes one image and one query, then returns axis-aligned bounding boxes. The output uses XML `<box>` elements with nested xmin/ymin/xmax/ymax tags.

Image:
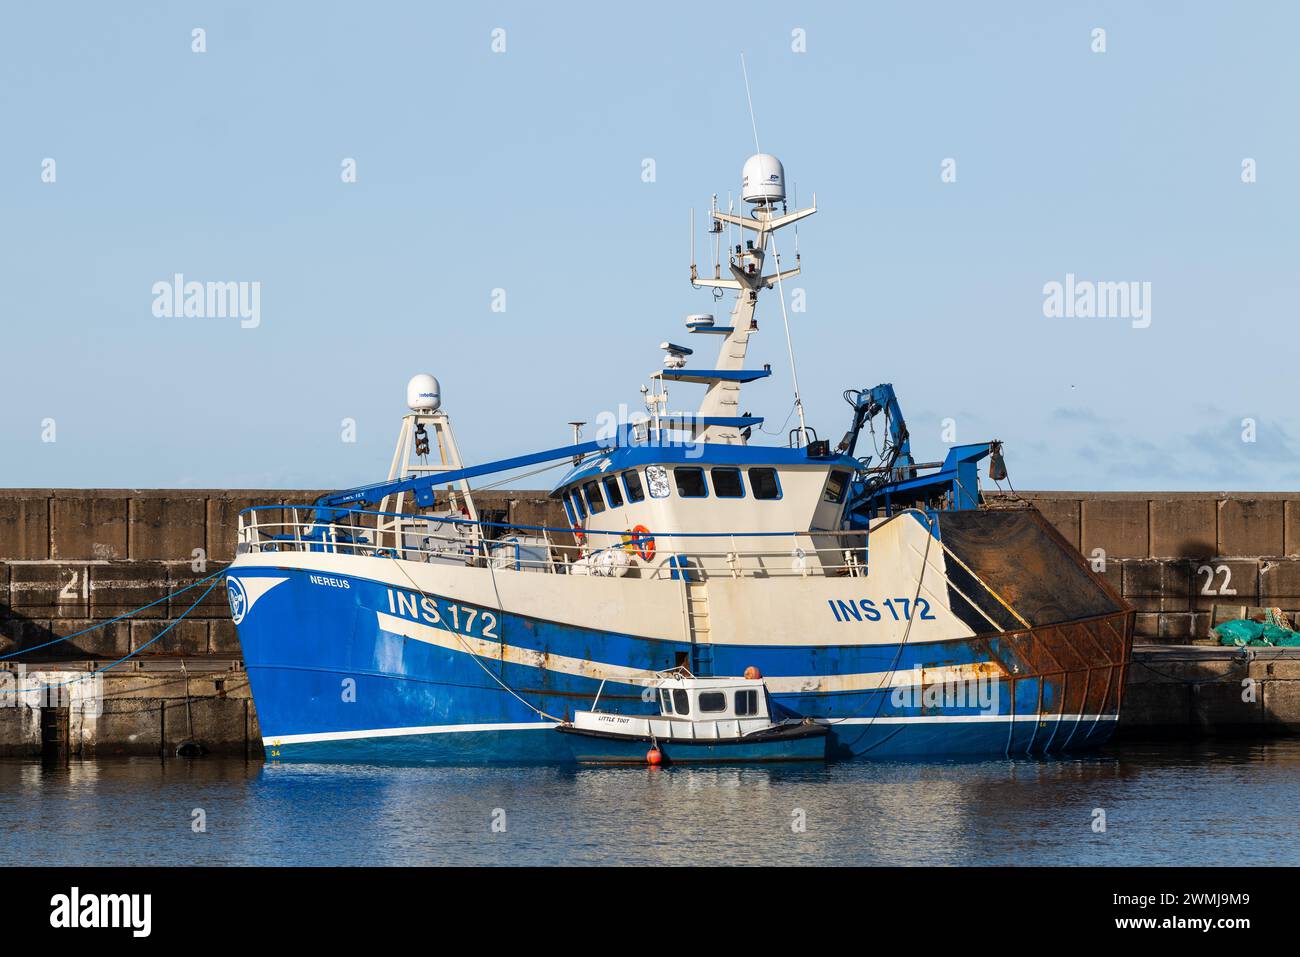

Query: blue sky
<box><xmin>2</xmin><ymin>2</ymin><xmax>1297</xmax><ymax>491</ymax></box>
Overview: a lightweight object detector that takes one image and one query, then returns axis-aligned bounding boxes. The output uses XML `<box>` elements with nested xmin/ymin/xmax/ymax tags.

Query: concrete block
<box><xmin>90</xmin><ymin>561</ymin><xmax>170</xmax><ymax>618</ymax></box>
<box><xmin>1149</xmin><ymin>498</ymin><xmax>1216</xmax><ymax>559</ymax></box>
<box><xmin>209</xmin><ymin>619</ymin><xmax>242</xmax><ymax>655</ymax></box>
<box><xmin>168</xmin><ymin>564</ymin><xmax>231</xmax><ymax>619</ymax></box>
<box><xmin>1029</xmin><ymin>498</ymin><xmax>1081</xmax><ymax>551</ymax></box>
<box><xmin>1249</xmin><ymin>656</ymin><xmax>1300</xmax><ymax>681</ymax></box>
<box><xmin>1192</xmin><ymin>679</ymin><xmax>1263</xmax><ymax>731</ymax></box>
<box><xmin>1262</xmin><ymin>680</ymin><xmax>1300</xmax><ymax>732</ymax></box>
<box><xmin>45</xmin><ymin>618</ymin><xmax>132</xmax><ymax>658</ymax></box>
<box><xmin>0</xmin><ymin>702</ymin><xmax>40</xmax><ymax>756</ymax></box>
<box><xmin>0</xmin><ymin>617</ymin><xmax>52</xmax><ymax>658</ymax></box>
<box><xmin>1081</xmin><ymin>499</ymin><xmax>1148</xmax><ymax>560</ymax></box>
<box><xmin>1117</xmin><ymin>682</ymin><xmax>1189</xmax><ymax>728</ymax></box>
<box><xmin>51</xmin><ymin>496</ymin><xmax>128</xmax><ymax>560</ymax></box>
<box><xmin>0</xmin><ymin>495</ymin><xmax>49</xmax><ymax>561</ymax></box>
<box><xmin>1284</xmin><ymin>501</ymin><xmax>1300</xmax><ymax>557</ymax></box>
<box><xmin>9</xmin><ymin>564</ymin><xmax>89</xmax><ymax>618</ymax></box>
<box><xmin>163</xmin><ymin>697</ymin><xmax>250</xmax><ymax>751</ymax></box>
<box><xmin>130</xmin><ymin>619</ymin><xmax>210</xmax><ymax>657</ymax></box>
<box><xmin>206</xmin><ymin>497</ymin><xmax>284</xmax><ymax>562</ymax></box>
<box><xmin>1218</xmin><ymin>498</ymin><xmax>1284</xmax><ymax>558</ymax></box>
<box><xmin>1259</xmin><ymin>560</ymin><xmax>1300</xmax><ymax>608</ymax></box>
<box><xmin>1156</xmin><ymin>613</ymin><xmax>1191</xmax><ymax>641</ymax></box>
<box><xmin>1122</xmin><ymin>560</ymin><xmax>1191</xmax><ymax>612</ymax></box>
<box><xmin>129</xmin><ymin>496</ymin><xmax>207</xmax><ymax>561</ymax></box>
<box><xmin>1191</xmin><ymin>560</ymin><xmax>1259</xmax><ymax>611</ymax></box>
<box><xmin>89</xmin><ymin>698</ymin><xmax>161</xmax><ymax>756</ymax></box>
<box><xmin>1134</xmin><ymin>612</ymin><xmax>1159</xmax><ymax>638</ymax></box>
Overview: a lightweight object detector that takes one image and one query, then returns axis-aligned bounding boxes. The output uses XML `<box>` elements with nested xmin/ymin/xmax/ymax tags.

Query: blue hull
<box><xmin>233</xmin><ymin>565</ymin><xmax>1131</xmax><ymax>765</ymax></box>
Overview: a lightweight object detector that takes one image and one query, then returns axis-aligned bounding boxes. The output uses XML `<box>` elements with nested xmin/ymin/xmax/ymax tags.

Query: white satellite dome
<box><xmin>406</xmin><ymin>374</ymin><xmax>441</xmax><ymax>412</ymax></box>
<box><xmin>741</xmin><ymin>153</ymin><xmax>785</xmax><ymax>204</ymax></box>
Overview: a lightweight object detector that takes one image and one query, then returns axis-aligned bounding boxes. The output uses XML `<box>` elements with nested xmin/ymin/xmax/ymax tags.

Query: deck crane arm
<box><xmin>838</xmin><ymin>383</ymin><xmax>914</xmax><ymax>478</ymax></box>
<box><xmin>312</xmin><ymin>438</ymin><xmax>613</xmax><ymax>521</ymax></box>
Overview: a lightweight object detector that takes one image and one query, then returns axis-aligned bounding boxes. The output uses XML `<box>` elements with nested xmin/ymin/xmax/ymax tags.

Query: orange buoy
<box><xmin>743</xmin><ymin>665</ymin><xmax>763</xmax><ymax>680</ymax></box>
<box><xmin>646</xmin><ymin>747</ymin><xmax>664</xmax><ymax>766</ymax></box>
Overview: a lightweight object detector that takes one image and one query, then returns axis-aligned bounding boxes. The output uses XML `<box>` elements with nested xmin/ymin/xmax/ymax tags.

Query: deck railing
<box><xmin>235</xmin><ymin>504</ymin><xmax>1029</xmax><ymax>630</ymax></box>
<box><xmin>234</xmin><ymin>504</ymin><xmax>891</xmax><ymax>581</ymax></box>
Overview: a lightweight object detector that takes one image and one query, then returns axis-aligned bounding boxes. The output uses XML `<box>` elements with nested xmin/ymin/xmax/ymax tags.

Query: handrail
<box><xmin>233</xmin><ymin>504</ymin><xmax>1030</xmax><ymax>631</ymax></box>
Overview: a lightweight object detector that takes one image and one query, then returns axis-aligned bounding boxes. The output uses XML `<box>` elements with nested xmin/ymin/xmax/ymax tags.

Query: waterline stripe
<box><xmin>265</xmin><ymin>721</ymin><xmax>556</xmax><ymax>746</ymax></box>
<box><xmin>265</xmin><ymin>713</ymin><xmax>1117</xmax><ymax>747</ymax></box>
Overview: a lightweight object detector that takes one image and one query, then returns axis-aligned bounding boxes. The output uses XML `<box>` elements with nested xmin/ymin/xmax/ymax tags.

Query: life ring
<box><xmin>631</xmin><ymin>524</ymin><xmax>655</xmax><ymax>562</ymax></box>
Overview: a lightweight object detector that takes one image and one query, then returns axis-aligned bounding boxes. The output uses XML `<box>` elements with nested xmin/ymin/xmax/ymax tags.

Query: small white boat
<box><xmin>556</xmin><ymin>669</ymin><xmax>828</xmax><ymax>765</ymax></box>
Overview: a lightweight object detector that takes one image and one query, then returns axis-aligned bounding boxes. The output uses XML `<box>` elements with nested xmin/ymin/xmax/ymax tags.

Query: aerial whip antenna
<box><xmin>740</xmin><ymin>53</ymin><xmax>809</xmax><ymax>447</ymax></box>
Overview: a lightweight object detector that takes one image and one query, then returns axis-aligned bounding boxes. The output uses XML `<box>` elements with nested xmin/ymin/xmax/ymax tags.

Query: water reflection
<box><xmin>2</xmin><ymin>741</ymin><xmax>1298</xmax><ymax>866</ymax></box>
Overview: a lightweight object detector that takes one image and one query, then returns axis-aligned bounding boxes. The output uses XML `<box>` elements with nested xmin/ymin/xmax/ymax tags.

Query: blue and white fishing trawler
<box><xmin>229</xmin><ymin>151</ymin><xmax>1134</xmax><ymax>764</ymax></box>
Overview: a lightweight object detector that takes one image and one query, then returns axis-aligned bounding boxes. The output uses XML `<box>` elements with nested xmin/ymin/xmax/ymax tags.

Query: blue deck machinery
<box><xmin>837</xmin><ymin>383</ymin><xmax>1008</xmax><ymax>529</ymax></box>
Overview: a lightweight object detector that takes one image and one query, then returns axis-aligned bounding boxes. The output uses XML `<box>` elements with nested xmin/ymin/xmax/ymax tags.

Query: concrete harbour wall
<box><xmin>3</xmin><ymin>488</ymin><xmax>1300</xmax><ymax>755</ymax></box>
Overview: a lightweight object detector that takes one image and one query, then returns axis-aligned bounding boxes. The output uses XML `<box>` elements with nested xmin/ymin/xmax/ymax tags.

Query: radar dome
<box><xmin>406</xmin><ymin>374</ymin><xmax>441</xmax><ymax>413</ymax></box>
<box><xmin>741</xmin><ymin>153</ymin><xmax>785</xmax><ymax>204</ymax></box>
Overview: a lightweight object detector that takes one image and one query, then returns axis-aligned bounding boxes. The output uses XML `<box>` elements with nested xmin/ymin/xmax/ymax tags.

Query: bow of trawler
<box><xmin>228</xmin><ymin>151</ymin><xmax>1133</xmax><ymax>764</ymax></box>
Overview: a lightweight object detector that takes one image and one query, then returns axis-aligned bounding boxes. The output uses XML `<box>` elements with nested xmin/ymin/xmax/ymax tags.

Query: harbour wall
<box><xmin>2</xmin><ymin>488</ymin><xmax>1299</xmax><ymax>755</ymax></box>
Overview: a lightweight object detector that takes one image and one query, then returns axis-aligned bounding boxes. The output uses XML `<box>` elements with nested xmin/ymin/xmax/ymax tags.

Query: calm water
<box><xmin>3</xmin><ymin>740</ymin><xmax>1298</xmax><ymax>866</ymax></box>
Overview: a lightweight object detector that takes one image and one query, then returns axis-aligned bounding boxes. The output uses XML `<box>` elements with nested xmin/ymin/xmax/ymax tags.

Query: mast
<box><xmin>680</xmin><ymin>158</ymin><xmax>816</xmax><ymax>445</ymax></box>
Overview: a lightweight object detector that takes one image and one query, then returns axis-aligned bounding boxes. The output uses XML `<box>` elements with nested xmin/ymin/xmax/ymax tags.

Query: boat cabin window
<box><xmin>646</xmin><ymin>466</ymin><xmax>671</xmax><ymax>498</ymax></box>
<box><xmin>749</xmin><ymin>468</ymin><xmax>782</xmax><ymax>500</ymax></box>
<box><xmin>711</xmin><ymin>467</ymin><xmax>744</xmax><ymax>498</ymax></box>
<box><xmin>698</xmin><ymin>691</ymin><xmax>727</xmax><ymax>713</ymax></box>
<box><xmin>660</xmin><ymin>689</ymin><xmax>673</xmax><ymax>714</ymax></box>
<box><xmin>602</xmin><ymin>475</ymin><xmax>624</xmax><ymax>508</ymax></box>
<box><xmin>583</xmin><ymin>480</ymin><xmax>606</xmax><ymax>514</ymax></box>
<box><xmin>622</xmin><ymin>470</ymin><xmax>645</xmax><ymax>503</ymax></box>
<box><xmin>561</xmin><ymin>498</ymin><xmax>576</xmax><ymax>526</ymax></box>
<box><xmin>823</xmin><ymin>469</ymin><xmax>849</xmax><ymax>504</ymax></box>
<box><xmin>672</xmin><ymin>688</ymin><xmax>690</xmax><ymax>714</ymax></box>
<box><xmin>735</xmin><ymin>689</ymin><xmax>758</xmax><ymax>716</ymax></box>
<box><xmin>674</xmin><ymin>467</ymin><xmax>708</xmax><ymax>498</ymax></box>
<box><xmin>569</xmin><ymin>489</ymin><xmax>587</xmax><ymax>519</ymax></box>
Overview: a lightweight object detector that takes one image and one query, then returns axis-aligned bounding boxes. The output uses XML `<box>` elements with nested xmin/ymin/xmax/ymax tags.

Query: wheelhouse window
<box><xmin>646</xmin><ymin>465</ymin><xmax>671</xmax><ymax>499</ymax></box>
<box><xmin>711</xmin><ymin>467</ymin><xmax>744</xmax><ymax>498</ymax></box>
<box><xmin>569</xmin><ymin>489</ymin><xmax>587</xmax><ymax>519</ymax></box>
<box><xmin>602</xmin><ymin>475</ymin><xmax>624</xmax><ymax>508</ymax></box>
<box><xmin>582</xmin><ymin>481</ymin><xmax>606</xmax><ymax>514</ymax></box>
<box><xmin>622</xmin><ymin>470</ymin><xmax>646</xmax><ymax>503</ymax></box>
<box><xmin>698</xmin><ymin>691</ymin><xmax>727</xmax><ymax>713</ymax></box>
<box><xmin>674</xmin><ymin>467</ymin><xmax>707</xmax><ymax>498</ymax></box>
<box><xmin>660</xmin><ymin>689</ymin><xmax>673</xmax><ymax>714</ymax></box>
<box><xmin>823</xmin><ymin>469</ymin><xmax>849</xmax><ymax>504</ymax></box>
<box><xmin>735</xmin><ymin>689</ymin><xmax>758</xmax><ymax>716</ymax></box>
<box><xmin>749</xmin><ymin>467</ymin><xmax>782</xmax><ymax>500</ymax></box>
<box><xmin>561</xmin><ymin>498</ymin><xmax>576</xmax><ymax>526</ymax></box>
<box><xmin>672</xmin><ymin>688</ymin><xmax>690</xmax><ymax>714</ymax></box>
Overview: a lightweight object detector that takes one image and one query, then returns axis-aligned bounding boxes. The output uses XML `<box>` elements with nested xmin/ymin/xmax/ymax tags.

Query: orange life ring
<box><xmin>571</xmin><ymin>522</ymin><xmax>586</xmax><ymax>544</ymax></box>
<box><xmin>631</xmin><ymin>524</ymin><xmax>655</xmax><ymax>562</ymax></box>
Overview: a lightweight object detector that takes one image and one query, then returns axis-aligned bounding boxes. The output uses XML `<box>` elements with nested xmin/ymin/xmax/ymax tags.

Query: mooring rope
<box><xmin>0</xmin><ymin>575</ymin><xmax>225</xmax><ymax>695</ymax></box>
<box><xmin>0</xmin><ymin>567</ymin><xmax>227</xmax><ymax>661</ymax></box>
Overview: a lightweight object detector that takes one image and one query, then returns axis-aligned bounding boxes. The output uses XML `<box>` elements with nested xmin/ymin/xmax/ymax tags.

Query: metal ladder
<box><xmin>685</xmin><ymin>581</ymin><xmax>714</xmax><ymax>676</ymax></box>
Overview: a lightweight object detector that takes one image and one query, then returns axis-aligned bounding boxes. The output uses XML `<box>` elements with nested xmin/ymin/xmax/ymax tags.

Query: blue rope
<box><xmin>0</xmin><ymin>567</ymin><xmax>227</xmax><ymax>661</ymax></box>
<box><xmin>0</xmin><ymin>576</ymin><xmax>225</xmax><ymax>695</ymax></box>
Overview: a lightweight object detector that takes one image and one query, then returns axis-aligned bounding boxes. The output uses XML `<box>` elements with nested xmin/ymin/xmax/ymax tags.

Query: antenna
<box><xmin>741</xmin><ymin>53</ymin><xmax>761</xmax><ymax>154</ymax></box>
<box><xmin>739</xmin><ymin>53</ymin><xmax>810</xmax><ymax>447</ymax></box>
